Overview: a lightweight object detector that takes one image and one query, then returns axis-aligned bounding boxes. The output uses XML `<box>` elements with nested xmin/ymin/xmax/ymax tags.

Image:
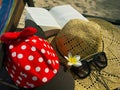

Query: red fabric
<box><xmin>0</xmin><ymin>27</ymin><xmax>37</xmax><ymax>44</ymax></box>
<box><xmin>0</xmin><ymin>27</ymin><xmax>60</xmax><ymax>88</ymax></box>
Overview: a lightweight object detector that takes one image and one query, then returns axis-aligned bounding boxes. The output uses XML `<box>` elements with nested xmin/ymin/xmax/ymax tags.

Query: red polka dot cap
<box><xmin>0</xmin><ymin>27</ymin><xmax>60</xmax><ymax>88</ymax></box>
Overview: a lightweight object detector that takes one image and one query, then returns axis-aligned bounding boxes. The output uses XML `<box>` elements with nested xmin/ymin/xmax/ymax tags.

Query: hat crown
<box><xmin>56</xmin><ymin>19</ymin><xmax>102</xmax><ymax>59</ymax></box>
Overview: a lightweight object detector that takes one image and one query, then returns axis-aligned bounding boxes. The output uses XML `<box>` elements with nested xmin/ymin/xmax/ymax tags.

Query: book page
<box><xmin>25</xmin><ymin>7</ymin><xmax>61</xmax><ymax>31</ymax></box>
<box><xmin>49</xmin><ymin>5</ymin><xmax>89</xmax><ymax>28</ymax></box>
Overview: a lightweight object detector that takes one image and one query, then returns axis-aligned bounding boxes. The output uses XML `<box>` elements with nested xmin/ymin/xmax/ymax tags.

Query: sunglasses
<box><xmin>70</xmin><ymin>52</ymin><xmax>107</xmax><ymax>78</ymax></box>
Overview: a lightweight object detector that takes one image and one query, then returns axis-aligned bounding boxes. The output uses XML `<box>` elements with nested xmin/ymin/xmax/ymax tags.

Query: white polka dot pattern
<box><xmin>42</xmin><ymin>77</ymin><xmax>47</xmax><ymax>83</ymax></box>
<box><xmin>32</xmin><ymin>39</ymin><xmax>37</xmax><ymax>43</ymax></box>
<box><xmin>35</xmin><ymin>66</ymin><xmax>41</xmax><ymax>72</ymax></box>
<box><xmin>12</xmin><ymin>52</ymin><xmax>16</xmax><ymax>57</ymax></box>
<box><xmin>9</xmin><ymin>45</ymin><xmax>14</xmax><ymax>49</ymax></box>
<box><xmin>53</xmin><ymin>69</ymin><xmax>57</xmax><ymax>74</ymax></box>
<box><xmin>28</xmin><ymin>55</ymin><xmax>34</xmax><ymax>61</ymax></box>
<box><xmin>18</xmin><ymin>76</ymin><xmax>23</xmax><ymax>81</ymax></box>
<box><xmin>6</xmin><ymin>35</ymin><xmax>59</xmax><ymax>88</ymax></box>
<box><xmin>47</xmin><ymin>59</ymin><xmax>52</xmax><ymax>64</ymax></box>
<box><xmin>38</xmin><ymin>57</ymin><xmax>43</xmax><ymax>62</ymax></box>
<box><xmin>32</xmin><ymin>76</ymin><xmax>38</xmax><ymax>81</ymax></box>
<box><xmin>17</xmin><ymin>54</ymin><xmax>23</xmax><ymax>59</ymax></box>
<box><xmin>41</xmin><ymin>48</ymin><xmax>45</xmax><ymax>54</ymax></box>
<box><xmin>25</xmin><ymin>65</ymin><xmax>31</xmax><ymax>70</ymax></box>
<box><xmin>31</xmin><ymin>46</ymin><xmax>36</xmax><ymax>51</ymax></box>
<box><xmin>21</xmin><ymin>45</ymin><xmax>27</xmax><ymax>50</ymax></box>
<box><xmin>45</xmin><ymin>68</ymin><xmax>49</xmax><ymax>73</ymax></box>
<box><xmin>16</xmin><ymin>80</ymin><xmax>21</xmax><ymax>84</ymax></box>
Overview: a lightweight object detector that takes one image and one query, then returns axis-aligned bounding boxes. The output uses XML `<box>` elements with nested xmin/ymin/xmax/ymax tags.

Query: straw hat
<box><xmin>51</xmin><ymin>18</ymin><xmax>120</xmax><ymax>90</ymax></box>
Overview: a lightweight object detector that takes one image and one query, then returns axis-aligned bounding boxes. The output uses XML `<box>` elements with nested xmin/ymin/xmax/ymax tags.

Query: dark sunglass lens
<box><xmin>71</xmin><ymin>60</ymin><xmax>90</xmax><ymax>78</ymax></box>
<box><xmin>93</xmin><ymin>52</ymin><xmax>107</xmax><ymax>68</ymax></box>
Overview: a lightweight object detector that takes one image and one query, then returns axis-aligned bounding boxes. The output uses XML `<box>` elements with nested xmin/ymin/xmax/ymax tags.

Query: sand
<box><xmin>17</xmin><ymin>0</ymin><xmax>120</xmax><ymax>28</ymax></box>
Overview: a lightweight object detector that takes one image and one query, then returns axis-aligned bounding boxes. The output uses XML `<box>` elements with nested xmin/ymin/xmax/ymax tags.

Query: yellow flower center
<box><xmin>69</xmin><ymin>57</ymin><xmax>77</xmax><ymax>64</ymax></box>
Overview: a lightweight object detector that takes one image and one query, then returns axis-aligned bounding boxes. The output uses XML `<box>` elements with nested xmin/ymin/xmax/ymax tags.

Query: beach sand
<box><xmin>17</xmin><ymin>0</ymin><xmax>120</xmax><ymax>28</ymax></box>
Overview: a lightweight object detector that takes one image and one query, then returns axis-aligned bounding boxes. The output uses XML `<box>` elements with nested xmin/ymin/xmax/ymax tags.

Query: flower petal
<box><xmin>73</xmin><ymin>61</ymin><xmax>82</xmax><ymax>67</ymax></box>
<box><xmin>67</xmin><ymin>62</ymin><xmax>73</xmax><ymax>66</ymax></box>
<box><xmin>74</xmin><ymin>55</ymin><xmax>80</xmax><ymax>61</ymax></box>
<box><xmin>64</xmin><ymin>56</ymin><xmax>68</xmax><ymax>60</ymax></box>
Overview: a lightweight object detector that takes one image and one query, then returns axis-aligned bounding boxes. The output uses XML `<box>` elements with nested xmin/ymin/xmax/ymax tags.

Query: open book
<box><xmin>25</xmin><ymin>5</ymin><xmax>88</xmax><ymax>31</ymax></box>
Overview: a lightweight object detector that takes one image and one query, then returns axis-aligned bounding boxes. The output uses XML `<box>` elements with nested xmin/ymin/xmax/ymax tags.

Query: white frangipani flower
<box><xmin>64</xmin><ymin>52</ymin><xmax>82</xmax><ymax>67</ymax></box>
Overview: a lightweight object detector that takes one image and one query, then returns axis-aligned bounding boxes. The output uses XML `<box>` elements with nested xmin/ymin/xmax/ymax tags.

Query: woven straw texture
<box><xmin>50</xmin><ymin>18</ymin><xmax>120</xmax><ymax>90</ymax></box>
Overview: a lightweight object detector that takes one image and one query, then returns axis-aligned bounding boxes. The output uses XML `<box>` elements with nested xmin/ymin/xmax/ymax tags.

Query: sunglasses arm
<box><xmin>80</xmin><ymin>52</ymin><xmax>100</xmax><ymax>62</ymax></box>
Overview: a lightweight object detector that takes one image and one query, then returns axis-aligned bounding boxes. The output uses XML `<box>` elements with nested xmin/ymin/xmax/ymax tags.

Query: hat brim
<box><xmin>0</xmin><ymin>65</ymin><xmax>74</xmax><ymax>90</ymax></box>
<box><xmin>33</xmin><ymin>65</ymin><xmax>74</xmax><ymax>90</ymax></box>
<box><xmin>25</xmin><ymin>19</ymin><xmax>46</xmax><ymax>39</ymax></box>
<box><xmin>51</xmin><ymin>18</ymin><xmax>120</xmax><ymax>90</ymax></box>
